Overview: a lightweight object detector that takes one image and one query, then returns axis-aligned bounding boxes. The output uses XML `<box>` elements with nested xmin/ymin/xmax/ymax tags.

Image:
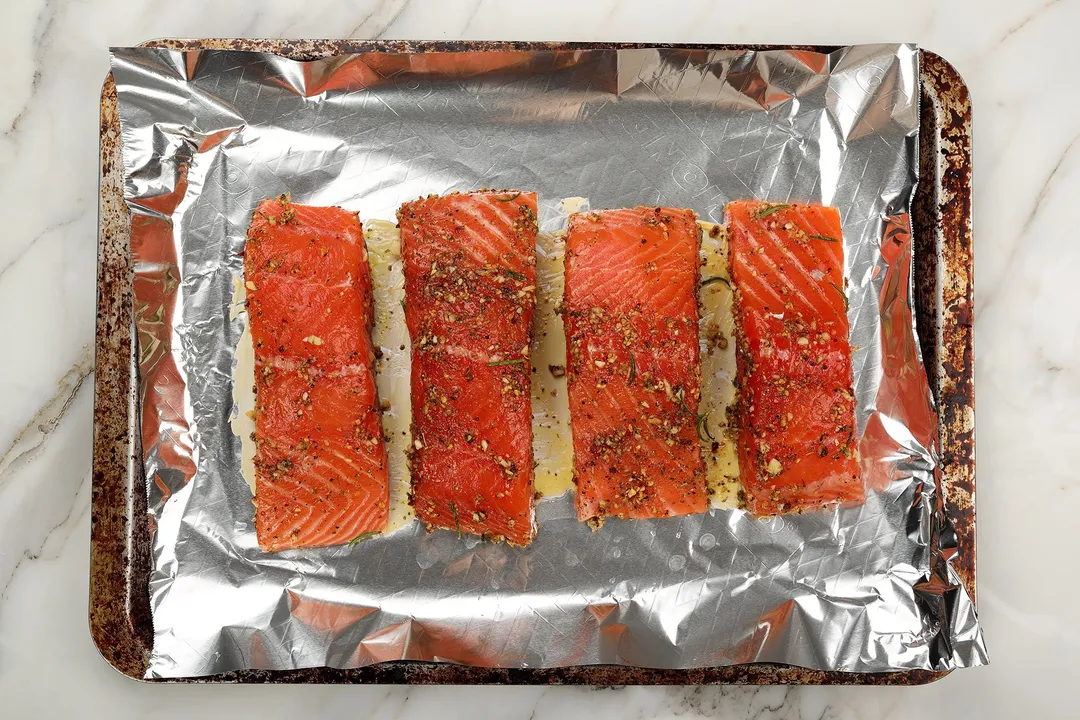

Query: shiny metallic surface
<box><xmin>95</xmin><ymin>41</ymin><xmax>984</xmax><ymax>682</ymax></box>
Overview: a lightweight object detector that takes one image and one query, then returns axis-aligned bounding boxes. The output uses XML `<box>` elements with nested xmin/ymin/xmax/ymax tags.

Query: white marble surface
<box><xmin>0</xmin><ymin>0</ymin><xmax>1076</xmax><ymax>716</ymax></box>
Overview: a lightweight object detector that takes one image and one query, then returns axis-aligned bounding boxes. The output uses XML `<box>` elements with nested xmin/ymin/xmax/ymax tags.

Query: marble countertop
<box><xmin>1</xmin><ymin>0</ymin><xmax>1076</xmax><ymax>717</ymax></box>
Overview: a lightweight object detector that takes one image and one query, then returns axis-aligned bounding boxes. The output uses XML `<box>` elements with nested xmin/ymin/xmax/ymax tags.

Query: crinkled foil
<box><xmin>109</xmin><ymin>44</ymin><xmax>987</xmax><ymax>678</ymax></box>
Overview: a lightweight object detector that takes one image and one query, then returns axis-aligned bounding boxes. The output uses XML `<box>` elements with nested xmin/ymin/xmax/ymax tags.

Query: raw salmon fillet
<box><xmin>245</xmin><ymin>195</ymin><xmax>389</xmax><ymax>551</ymax></box>
<box><xmin>563</xmin><ymin>207</ymin><xmax>707</xmax><ymax>525</ymax></box>
<box><xmin>398</xmin><ymin>191</ymin><xmax>539</xmax><ymax>545</ymax></box>
<box><xmin>726</xmin><ymin>201</ymin><xmax>863</xmax><ymax>515</ymax></box>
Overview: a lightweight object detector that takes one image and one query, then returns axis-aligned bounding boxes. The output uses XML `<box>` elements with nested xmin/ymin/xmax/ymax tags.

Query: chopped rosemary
<box><xmin>677</xmin><ymin>387</ymin><xmax>713</xmax><ymax>443</ymax></box>
<box><xmin>494</xmin><ymin>192</ymin><xmax>521</xmax><ymax>202</ymax></box>
<box><xmin>487</xmin><ymin>358</ymin><xmax>526</xmax><ymax>367</ymax></box>
<box><xmin>347</xmin><ymin>531</ymin><xmax>378</xmax><ymax>547</ymax></box>
<box><xmin>752</xmin><ymin>203</ymin><xmax>791</xmax><ymax>220</ymax></box>
<box><xmin>503</xmin><ymin>269</ymin><xmax>527</xmax><ymax>281</ymax></box>
<box><xmin>885</xmin><ymin>226</ymin><xmax>907</xmax><ymax>241</ymax></box>
<box><xmin>701</xmin><ymin>275</ymin><xmax>730</xmax><ymax>288</ymax></box>
<box><xmin>830</xmin><ymin>281</ymin><xmax>849</xmax><ymax>311</ymax></box>
<box><xmin>627</xmin><ymin>353</ymin><xmax>637</xmax><ymax>384</ymax></box>
<box><xmin>677</xmin><ymin>387</ymin><xmax>692</xmax><ymax>416</ymax></box>
<box><xmin>808</xmin><ymin>234</ymin><xmax>839</xmax><ymax>243</ymax></box>
<box><xmin>448</xmin><ymin>500</ymin><xmax>462</xmax><ymax>538</ymax></box>
<box><xmin>696</xmin><ymin>412</ymin><xmax>714</xmax><ymax>443</ymax></box>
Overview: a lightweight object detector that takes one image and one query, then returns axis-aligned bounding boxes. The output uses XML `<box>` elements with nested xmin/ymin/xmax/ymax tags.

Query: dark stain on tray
<box><xmin>91</xmin><ymin>41</ymin><xmax>975</xmax><ymax>685</ymax></box>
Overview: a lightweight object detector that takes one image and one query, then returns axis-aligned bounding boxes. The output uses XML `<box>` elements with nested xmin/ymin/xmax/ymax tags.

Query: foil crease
<box><xmin>109</xmin><ymin>44</ymin><xmax>987</xmax><ymax>678</ymax></box>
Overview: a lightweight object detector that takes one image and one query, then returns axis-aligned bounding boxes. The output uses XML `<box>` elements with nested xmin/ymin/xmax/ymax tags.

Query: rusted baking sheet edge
<box><xmin>91</xmin><ymin>40</ymin><xmax>975</xmax><ymax>685</ymax></box>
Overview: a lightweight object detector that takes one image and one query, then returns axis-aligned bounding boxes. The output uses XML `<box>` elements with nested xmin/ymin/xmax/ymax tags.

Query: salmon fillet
<box><xmin>245</xmin><ymin>195</ymin><xmax>389</xmax><ymax>551</ymax></box>
<box><xmin>725</xmin><ymin>201</ymin><xmax>863</xmax><ymax>515</ymax></box>
<box><xmin>398</xmin><ymin>190</ymin><xmax>539</xmax><ymax>545</ymax></box>
<box><xmin>563</xmin><ymin>207</ymin><xmax>707</xmax><ymax>525</ymax></box>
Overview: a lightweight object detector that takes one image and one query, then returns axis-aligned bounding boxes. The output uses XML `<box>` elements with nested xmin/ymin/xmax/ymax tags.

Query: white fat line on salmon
<box><xmin>230</xmin><ymin>276</ymin><xmax>258</xmax><ymax>496</ymax></box>
<box><xmin>528</xmin><ymin>197</ymin><xmax>586</xmax><ymax>498</ymax></box>
<box><xmin>697</xmin><ymin>221</ymin><xmax>742</xmax><ymax>508</ymax></box>
<box><xmin>364</xmin><ymin>219</ymin><xmax>415</xmax><ymax>533</ymax></box>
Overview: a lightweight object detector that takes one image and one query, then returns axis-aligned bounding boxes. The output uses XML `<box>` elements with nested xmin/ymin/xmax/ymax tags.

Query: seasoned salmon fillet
<box><xmin>245</xmin><ymin>195</ymin><xmax>389</xmax><ymax>551</ymax></box>
<box><xmin>725</xmin><ymin>201</ymin><xmax>863</xmax><ymax>515</ymax></box>
<box><xmin>563</xmin><ymin>207</ymin><xmax>707</xmax><ymax>525</ymax></box>
<box><xmin>398</xmin><ymin>191</ymin><xmax>539</xmax><ymax>545</ymax></box>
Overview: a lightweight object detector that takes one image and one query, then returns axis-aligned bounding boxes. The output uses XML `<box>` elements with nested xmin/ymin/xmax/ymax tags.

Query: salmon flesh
<box><xmin>563</xmin><ymin>207</ymin><xmax>708</xmax><ymax>525</ymax></box>
<box><xmin>246</xmin><ymin>195</ymin><xmax>389</xmax><ymax>551</ymax></box>
<box><xmin>399</xmin><ymin>190</ymin><xmax>539</xmax><ymax>545</ymax></box>
<box><xmin>725</xmin><ymin>201</ymin><xmax>864</xmax><ymax>515</ymax></box>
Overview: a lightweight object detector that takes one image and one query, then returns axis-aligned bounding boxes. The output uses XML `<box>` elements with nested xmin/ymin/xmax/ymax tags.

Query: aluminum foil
<box><xmin>109</xmin><ymin>44</ymin><xmax>987</xmax><ymax>678</ymax></box>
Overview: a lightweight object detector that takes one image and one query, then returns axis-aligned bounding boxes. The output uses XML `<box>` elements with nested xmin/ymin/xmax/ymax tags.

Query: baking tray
<box><xmin>91</xmin><ymin>40</ymin><xmax>975</xmax><ymax>685</ymax></box>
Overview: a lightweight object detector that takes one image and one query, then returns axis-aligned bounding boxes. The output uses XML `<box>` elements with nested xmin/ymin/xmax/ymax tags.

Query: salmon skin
<box><xmin>725</xmin><ymin>201</ymin><xmax>863</xmax><ymax>515</ymax></box>
<box><xmin>398</xmin><ymin>190</ymin><xmax>539</xmax><ymax>545</ymax></box>
<box><xmin>563</xmin><ymin>207</ymin><xmax>707</xmax><ymax>525</ymax></box>
<box><xmin>245</xmin><ymin>195</ymin><xmax>389</xmax><ymax>551</ymax></box>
